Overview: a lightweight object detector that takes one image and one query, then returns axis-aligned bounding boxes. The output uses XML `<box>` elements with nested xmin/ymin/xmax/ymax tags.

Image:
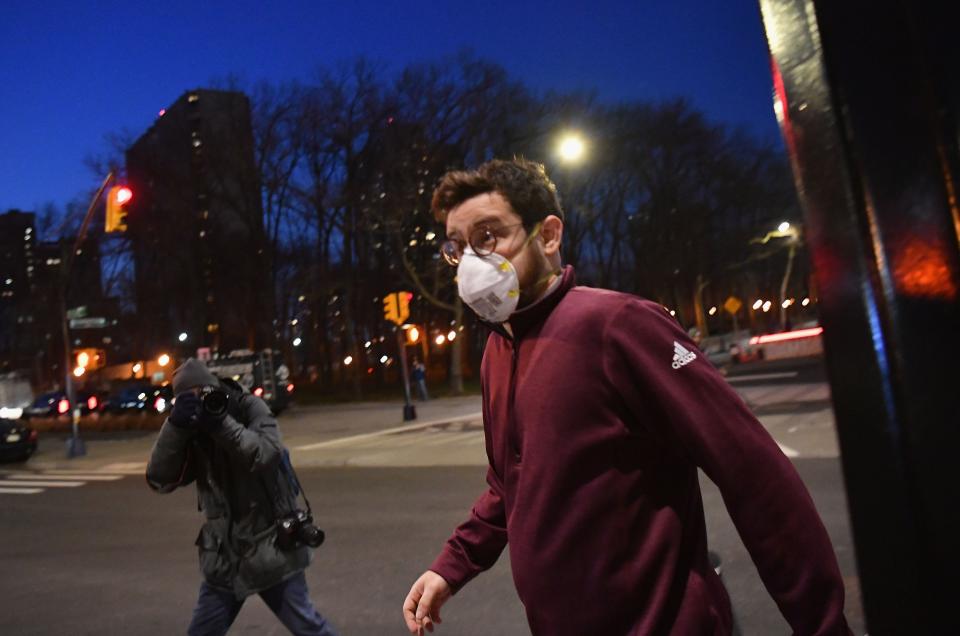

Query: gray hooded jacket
<box><xmin>146</xmin><ymin>382</ymin><xmax>310</xmax><ymax>599</ymax></box>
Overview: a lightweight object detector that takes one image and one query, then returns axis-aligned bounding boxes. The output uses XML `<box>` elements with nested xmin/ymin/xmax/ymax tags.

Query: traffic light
<box><xmin>105</xmin><ymin>185</ymin><xmax>133</xmax><ymax>232</ymax></box>
<box><xmin>397</xmin><ymin>291</ymin><xmax>413</xmax><ymax>324</ymax></box>
<box><xmin>383</xmin><ymin>294</ymin><xmax>400</xmax><ymax>324</ymax></box>
<box><xmin>74</xmin><ymin>348</ymin><xmax>105</xmax><ymax>370</ymax></box>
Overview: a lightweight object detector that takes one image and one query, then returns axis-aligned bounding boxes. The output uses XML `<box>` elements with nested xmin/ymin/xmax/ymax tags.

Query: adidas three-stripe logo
<box><xmin>672</xmin><ymin>341</ymin><xmax>697</xmax><ymax>370</ymax></box>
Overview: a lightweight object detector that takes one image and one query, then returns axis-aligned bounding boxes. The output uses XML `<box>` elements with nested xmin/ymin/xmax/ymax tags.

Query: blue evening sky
<box><xmin>0</xmin><ymin>0</ymin><xmax>779</xmax><ymax>213</ymax></box>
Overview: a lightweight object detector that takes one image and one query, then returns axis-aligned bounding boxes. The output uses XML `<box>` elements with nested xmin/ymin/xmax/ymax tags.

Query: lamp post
<box><xmin>750</xmin><ymin>221</ymin><xmax>801</xmax><ymax>330</ymax></box>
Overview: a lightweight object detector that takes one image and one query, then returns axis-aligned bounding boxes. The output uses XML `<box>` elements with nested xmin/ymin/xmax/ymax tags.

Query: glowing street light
<box><xmin>557</xmin><ymin>132</ymin><xmax>586</xmax><ymax>163</ymax></box>
<box><xmin>178</xmin><ymin>332</ymin><xmax>188</xmax><ymax>342</ymax></box>
<box><xmin>708</xmin><ymin>306</ymin><xmax>718</xmax><ymax>316</ymax></box>
<box><xmin>447</xmin><ymin>330</ymin><xmax>457</xmax><ymax>341</ymax></box>
<box><xmin>380</xmin><ymin>355</ymin><xmax>389</xmax><ymax>364</ymax></box>
<box><xmin>762</xmin><ymin>301</ymin><xmax>773</xmax><ymax>313</ymax></box>
<box><xmin>158</xmin><ymin>353</ymin><xmax>170</xmax><ymax>367</ymax></box>
<box><xmin>73</xmin><ymin>366</ymin><xmax>85</xmax><ymax>378</ymax></box>
<box><xmin>778</xmin><ymin>221</ymin><xmax>791</xmax><ymax>233</ymax></box>
<box><xmin>435</xmin><ymin>335</ymin><xmax>446</xmax><ymax>346</ymax></box>
<box><xmin>132</xmin><ymin>362</ymin><xmax>142</xmax><ymax>374</ymax></box>
<box><xmin>292</xmin><ymin>337</ymin><xmax>302</xmax><ymax>347</ymax></box>
<box><xmin>802</xmin><ymin>298</ymin><xmax>811</xmax><ymax>307</ymax></box>
<box><xmin>753</xmin><ymin>299</ymin><xmax>764</xmax><ymax>310</ymax></box>
<box><xmin>343</xmin><ymin>356</ymin><xmax>353</xmax><ymax>366</ymax></box>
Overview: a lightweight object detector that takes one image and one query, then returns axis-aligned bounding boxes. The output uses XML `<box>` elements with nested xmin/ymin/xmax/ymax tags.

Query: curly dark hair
<box><xmin>431</xmin><ymin>158</ymin><xmax>564</xmax><ymax>228</ymax></box>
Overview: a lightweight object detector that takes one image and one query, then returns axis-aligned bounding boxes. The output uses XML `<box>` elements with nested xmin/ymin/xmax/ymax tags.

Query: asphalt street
<box><xmin>0</xmin><ymin>356</ymin><xmax>866</xmax><ymax>635</ymax></box>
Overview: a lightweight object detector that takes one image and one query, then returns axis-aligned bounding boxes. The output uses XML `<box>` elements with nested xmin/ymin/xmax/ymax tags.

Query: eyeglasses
<box><xmin>439</xmin><ymin>222</ymin><xmax>527</xmax><ymax>266</ymax></box>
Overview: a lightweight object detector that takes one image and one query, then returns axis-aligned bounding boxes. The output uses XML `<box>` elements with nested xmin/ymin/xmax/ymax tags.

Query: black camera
<box><xmin>199</xmin><ymin>386</ymin><xmax>229</xmax><ymax>418</ymax></box>
<box><xmin>276</xmin><ymin>509</ymin><xmax>325</xmax><ymax>551</ymax></box>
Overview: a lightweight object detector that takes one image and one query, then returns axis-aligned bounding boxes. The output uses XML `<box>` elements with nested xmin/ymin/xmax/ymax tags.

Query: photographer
<box><xmin>146</xmin><ymin>358</ymin><xmax>337</xmax><ymax>636</ymax></box>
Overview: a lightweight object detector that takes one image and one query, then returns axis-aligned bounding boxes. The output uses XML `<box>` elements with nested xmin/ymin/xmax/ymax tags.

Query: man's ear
<box><xmin>540</xmin><ymin>214</ymin><xmax>564</xmax><ymax>257</ymax></box>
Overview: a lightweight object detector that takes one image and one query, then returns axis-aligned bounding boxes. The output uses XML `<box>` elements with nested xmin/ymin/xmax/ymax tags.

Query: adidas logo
<box><xmin>672</xmin><ymin>341</ymin><xmax>697</xmax><ymax>370</ymax></box>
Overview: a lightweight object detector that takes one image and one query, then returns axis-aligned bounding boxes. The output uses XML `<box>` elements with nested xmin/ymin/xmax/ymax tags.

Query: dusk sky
<box><xmin>0</xmin><ymin>0</ymin><xmax>780</xmax><ymax>215</ymax></box>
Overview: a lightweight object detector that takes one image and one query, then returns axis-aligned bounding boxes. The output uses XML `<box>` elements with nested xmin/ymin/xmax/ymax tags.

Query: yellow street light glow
<box><xmin>77</xmin><ymin>351</ymin><xmax>90</xmax><ymax>368</ymax></box>
<box><xmin>802</xmin><ymin>298</ymin><xmax>811</xmax><ymax>306</ymax></box>
<box><xmin>380</xmin><ymin>355</ymin><xmax>389</xmax><ymax>364</ymax></box>
<box><xmin>447</xmin><ymin>330</ymin><xmax>457</xmax><ymax>341</ymax></box>
<box><xmin>132</xmin><ymin>363</ymin><xmax>142</xmax><ymax>373</ymax></box>
<box><xmin>343</xmin><ymin>356</ymin><xmax>353</xmax><ymax>366</ymax></box>
<box><xmin>762</xmin><ymin>301</ymin><xmax>772</xmax><ymax>313</ymax></box>
<box><xmin>408</xmin><ymin>326</ymin><xmax>420</xmax><ymax>343</ymax></box>
<box><xmin>778</xmin><ymin>221</ymin><xmax>791</xmax><ymax>233</ymax></box>
<box><xmin>708</xmin><ymin>306</ymin><xmax>717</xmax><ymax>316</ymax></box>
<box><xmin>158</xmin><ymin>353</ymin><xmax>170</xmax><ymax>367</ymax></box>
<box><xmin>557</xmin><ymin>133</ymin><xmax>586</xmax><ymax>163</ymax></box>
<box><xmin>782</xmin><ymin>299</ymin><xmax>791</xmax><ymax>309</ymax></box>
<box><xmin>435</xmin><ymin>335</ymin><xmax>446</xmax><ymax>345</ymax></box>
<box><xmin>73</xmin><ymin>366</ymin><xmax>85</xmax><ymax>377</ymax></box>
<box><xmin>752</xmin><ymin>299</ymin><xmax>763</xmax><ymax>310</ymax></box>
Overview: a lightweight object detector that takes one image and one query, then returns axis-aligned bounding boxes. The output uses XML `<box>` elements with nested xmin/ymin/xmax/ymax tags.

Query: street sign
<box><xmin>723</xmin><ymin>296</ymin><xmax>743</xmax><ymax>315</ymax></box>
<box><xmin>69</xmin><ymin>317</ymin><xmax>107</xmax><ymax>329</ymax></box>
<box><xmin>66</xmin><ymin>306</ymin><xmax>88</xmax><ymax>320</ymax></box>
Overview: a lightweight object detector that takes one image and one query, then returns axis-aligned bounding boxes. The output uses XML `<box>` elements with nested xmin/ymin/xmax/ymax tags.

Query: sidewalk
<box><xmin>17</xmin><ymin>395</ymin><xmax>483</xmax><ymax>472</ymax></box>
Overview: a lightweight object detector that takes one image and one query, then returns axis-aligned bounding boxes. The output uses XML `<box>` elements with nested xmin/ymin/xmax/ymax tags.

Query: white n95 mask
<box><xmin>457</xmin><ymin>247</ymin><xmax>521</xmax><ymax>323</ymax></box>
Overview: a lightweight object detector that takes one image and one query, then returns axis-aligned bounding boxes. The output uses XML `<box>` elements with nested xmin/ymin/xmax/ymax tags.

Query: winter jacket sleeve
<box><xmin>428</xmin><ymin>466</ymin><xmax>509</xmax><ymax>592</ymax></box>
<box><xmin>602</xmin><ymin>298</ymin><xmax>850</xmax><ymax>636</ymax></box>
<box><xmin>146</xmin><ymin>419</ymin><xmax>198</xmax><ymax>493</ymax></box>
<box><xmin>208</xmin><ymin>395</ymin><xmax>283</xmax><ymax>473</ymax></box>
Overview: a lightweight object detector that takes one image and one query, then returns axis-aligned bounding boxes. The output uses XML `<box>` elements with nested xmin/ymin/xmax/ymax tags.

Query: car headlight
<box><xmin>0</xmin><ymin>407</ymin><xmax>24</xmax><ymax>420</ymax></box>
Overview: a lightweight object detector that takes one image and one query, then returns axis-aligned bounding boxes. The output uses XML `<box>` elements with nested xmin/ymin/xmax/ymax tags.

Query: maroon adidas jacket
<box><xmin>430</xmin><ymin>266</ymin><xmax>849</xmax><ymax>635</ymax></box>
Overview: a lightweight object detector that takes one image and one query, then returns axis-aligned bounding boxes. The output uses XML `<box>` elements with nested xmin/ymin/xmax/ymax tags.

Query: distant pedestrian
<box><xmin>147</xmin><ymin>359</ymin><xmax>338</xmax><ymax>636</ymax></box>
<box><xmin>411</xmin><ymin>357</ymin><xmax>429</xmax><ymax>401</ymax></box>
<box><xmin>402</xmin><ymin>159</ymin><xmax>851</xmax><ymax>635</ymax></box>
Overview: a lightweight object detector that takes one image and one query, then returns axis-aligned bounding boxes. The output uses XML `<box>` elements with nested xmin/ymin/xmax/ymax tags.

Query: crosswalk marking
<box><xmin>5</xmin><ymin>473</ymin><xmax>124</xmax><ymax>481</ymax></box>
<box><xmin>0</xmin><ymin>464</ymin><xmax>143</xmax><ymax>496</ymax></box>
<box><xmin>0</xmin><ymin>487</ymin><xmax>44</xmax><ymax>495</ymax></box>
<box><xmin>2</xmin><ymin>479</ymin><xmax>85</xmax><ymax>487</ymax></box>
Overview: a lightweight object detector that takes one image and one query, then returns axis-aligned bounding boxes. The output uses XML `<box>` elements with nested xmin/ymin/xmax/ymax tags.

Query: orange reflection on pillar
<box><xmin>892</xmin><ymin>237</ymin><xmax>957</xmax><ymax>300</ymax></box>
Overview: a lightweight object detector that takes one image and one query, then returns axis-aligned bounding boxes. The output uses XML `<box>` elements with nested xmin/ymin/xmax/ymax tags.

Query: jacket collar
<box><xmin>483</xmin><ymin>265</ymin><xmax>576</xmax><ymax>341</ymax></box>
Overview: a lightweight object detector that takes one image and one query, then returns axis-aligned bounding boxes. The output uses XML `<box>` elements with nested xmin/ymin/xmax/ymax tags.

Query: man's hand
<box><xmin>169</xmin><ymin>392</ymin><xmax>201</xmax><ymax>428</ymax></box>
<box><xmin>403</xmin><ymin>570</ymin><xmax>452</xmax><ymax>635</ymax></box>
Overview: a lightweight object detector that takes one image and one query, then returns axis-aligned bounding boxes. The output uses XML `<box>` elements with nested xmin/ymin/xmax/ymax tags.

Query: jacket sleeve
<box><xmin>428</xmin><ymin>371</ymin><xmax>508</xmax><ymax>591</ymax></box>
<box><xmin>602</xmin><ymin>298</ymin><xmax>850</xmax><ymax>636</ymax></box>
<box><xmin>428</xmin><ymin>466</ymin><xmax>509</xmax><ymax>592</ymax></box>
<box><xmin>146</xmin><ymin>419</ymin><xmax>198</xmax><ymax>493</ymax></box>
<box><xmin>208</xmin><ymin>395</ymin><xmax>282</xmax><ymax>473</ymax></box>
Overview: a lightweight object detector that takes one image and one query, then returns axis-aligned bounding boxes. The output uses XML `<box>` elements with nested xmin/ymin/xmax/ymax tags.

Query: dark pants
<box><xmin>187</xmin><ymin>571</ymin><xmax>337</xmax><ymax>636</ymax></box>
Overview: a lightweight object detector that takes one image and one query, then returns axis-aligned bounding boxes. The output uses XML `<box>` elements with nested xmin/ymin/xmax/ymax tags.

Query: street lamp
<box><xmin>158</xmin><ymin>353</ymin><xmax>170</xmax><ymax>367</ymax></box>
<box><xmin>557</xmin><ymin>132</ymin><xmax>587</xmax><ymax>164</ymax></box>
<box><xmin>178</xmin><ymin>332</ymin><xmax>188</xmax><ymax>342</ymax></box>
<box><xmin>751</xmin><ymin>221</ymin><xmax>802</xmax><ymax>330</ymax></box>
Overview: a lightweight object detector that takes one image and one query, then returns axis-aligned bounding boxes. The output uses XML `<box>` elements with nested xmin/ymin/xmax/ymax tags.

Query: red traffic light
<box><xmin>115</xmin><ymin>186</ymin><xmax>133</xmax><ymax>205</ymax></box>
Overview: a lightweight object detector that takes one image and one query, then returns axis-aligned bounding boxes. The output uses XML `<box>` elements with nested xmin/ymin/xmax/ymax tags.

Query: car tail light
<box><xmin>87</xmin><ymin>396</ymin><xmax>98</xmax><ymax>411</ymax></box>
<box><xmin>57</xmin><ymin>398</ymin><xmax>70</xmax><ymax>414</ymax></box>
<box><xmin>154</xmin><ymin>397</ymin><xmax>166</xmax><ymax>413</ymax></box>
<box><xmin>28</xmin><ymin>430</ymin><xmax>38</xmax><ymax>442</ymax></box>
<box><xmin>286</xmin><ymin>383</ymin><xmax>294</xmax><ymax>393</ymax></box>
<box><xmin>253</xmin><ymin>387</ymin><xmax>264</xmax><ymax>397</ymax></box>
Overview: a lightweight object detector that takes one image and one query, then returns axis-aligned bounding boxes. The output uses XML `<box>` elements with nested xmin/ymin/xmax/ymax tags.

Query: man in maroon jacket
<box><xmin>402</xmin><ymin>158</ymin><xmax>851</xmax><ymax>635</ymax></box>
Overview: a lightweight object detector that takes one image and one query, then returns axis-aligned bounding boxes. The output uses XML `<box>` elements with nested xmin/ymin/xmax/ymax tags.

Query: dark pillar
<box><xmin>758</xmin><ymin>1</ymin><xmax>959</xmax><ymax>633</ymax></box>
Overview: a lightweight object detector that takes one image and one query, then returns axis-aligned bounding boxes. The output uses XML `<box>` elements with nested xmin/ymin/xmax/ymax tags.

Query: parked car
<box><xmin>0</xmin><ymin>419</ymin><xmax>38</xmax><ymax>462</ymax></box>
<box><xmin>103</xmin><ymin>384</ymin><xmax>171</xmax><ymax>414</ymax></box>
<box><xmin>24</xmin><ymin>391</ymin><xmax>70</xmax><ymax>419</ymax></box>
<box><xmin>24</xmin><ymin>390</ymin><xmax>105</xmax><ymax>418</ymax></box>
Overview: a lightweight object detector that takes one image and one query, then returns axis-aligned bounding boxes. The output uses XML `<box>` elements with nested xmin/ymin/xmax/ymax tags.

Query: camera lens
<box><xmin>299</xmin><ymin>524</ymin><xmax>325</xmax><ymax>548</ymax></box>
<box><xmin>201</xmin><ymin>389</ymin><xmax>229</xmax><ymax>417</ymax></box>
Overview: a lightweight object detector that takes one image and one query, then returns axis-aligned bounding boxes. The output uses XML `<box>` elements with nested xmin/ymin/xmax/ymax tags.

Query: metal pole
<box><xmin>63</xmin><ymin>171</ymin><xmax>114</xmax><ymax>458</ymax></box>
<box><xmin>778</xmin><ymin>241</ymin><xmax>796</xmax><ymax>330</ymax></box>
<box><xmin>396</xmin><ymin>329</ymin><xmax>416</xmax><ymax>421</ymax></box>
<box><xmin>758</xmin><ymin>1</ymin><xmax>960</xmax><ymax>631</ymax></box>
